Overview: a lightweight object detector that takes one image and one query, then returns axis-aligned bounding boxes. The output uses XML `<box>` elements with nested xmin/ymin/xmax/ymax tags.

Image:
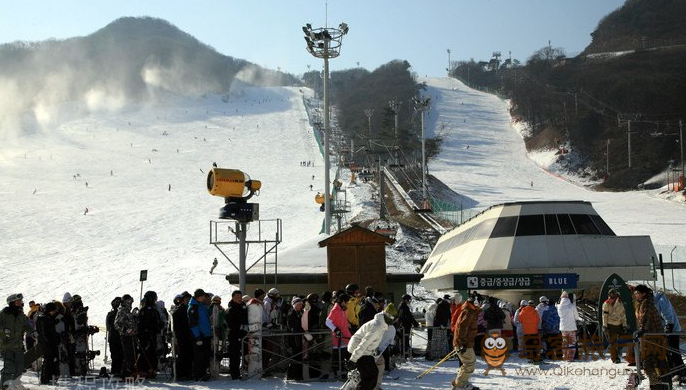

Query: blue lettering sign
<box><xmin>543</xmin><ymin>273</ymin><xmax>578</xmax><ymax>289</ymax></box>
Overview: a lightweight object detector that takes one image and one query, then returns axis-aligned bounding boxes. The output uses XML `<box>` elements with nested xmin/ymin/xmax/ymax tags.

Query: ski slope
<box><xmin>0</xmin><ymin>87</ymin><xmax>333</xmax><ymax>314</ymax></box>
<box><xmin>423</xmin><ymin>76</ymin><xmax>686</xmax><ymax>263</ymax></box>
<box><xmin>1</xmin><ymin>79</ymin><xmax>684</xmax><ymax>389</ymax></box>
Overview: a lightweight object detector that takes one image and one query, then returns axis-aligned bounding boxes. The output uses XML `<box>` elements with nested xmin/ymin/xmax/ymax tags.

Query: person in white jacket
<box><xmin>347</xmin><ymin>312</ymin><xmax>393</xmax><ymax>390</ymax></box>
<box><xmin>556</xmin><ymin>291</ymin><xmax>581</xmax><ymax>361</ymax></box>
<box><xmin>374</xmin><ymin>318</ymin><xmax>396</xmax><ymax>390</ymax></box>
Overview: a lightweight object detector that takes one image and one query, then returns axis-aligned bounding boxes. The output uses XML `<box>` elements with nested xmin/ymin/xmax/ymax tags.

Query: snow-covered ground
<box><xmin>2</xmin><ymin>78</ymin><xmax>684</xmax><ymax>389</ymax></box>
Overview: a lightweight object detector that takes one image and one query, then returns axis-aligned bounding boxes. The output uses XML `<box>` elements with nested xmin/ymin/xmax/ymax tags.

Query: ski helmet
<box><xmin>268</xmin><ymin>288</ymin><xmax>280</xmax><ymax>296</ymax></box>
<box><xmin>306</xmin><ymin>293</ymin><xmax>320</xmax><ymax>303</ymax></box>
<box><xmin>345</xmin><ymin>283</ymin><xmax>359</xmax><ymax>294</ymax></box>
<box><xmin>336</xmin><ymin>293</ymin><xmax>351</xmax><ymax>304</ymax></box>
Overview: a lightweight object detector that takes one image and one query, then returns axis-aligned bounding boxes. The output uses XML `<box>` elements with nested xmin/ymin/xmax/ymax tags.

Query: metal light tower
<box><xmin>303</xmin><ymin>22</ymin><xmax>348</xmax><ymax>235</ymax></box>
<box><xmin>414</xmin><ymin>96</ymin><xmax>431</xmax><ymax>202</ymax></box>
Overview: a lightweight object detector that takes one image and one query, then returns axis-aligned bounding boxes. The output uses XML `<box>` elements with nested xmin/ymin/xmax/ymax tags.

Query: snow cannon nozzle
<box><xmin>207</xmin><ymin>167</ymin><xmax>261</xmax><ymax>222</ymax></box>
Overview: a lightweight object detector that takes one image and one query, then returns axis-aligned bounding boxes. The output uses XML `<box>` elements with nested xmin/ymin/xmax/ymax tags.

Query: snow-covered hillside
<box><xmin>423</xmin><ymin>76</ymin><xmax>686</xmax><ymax>284</ymax></box>
<box><xmin>0</xmin><ymin>87</ymin><xmax>331</xmax><ymax>316</ymax></box>
<box><xmin>2</xmin><ymin>78</ymin><xmax>686</xmax><ymax>389</ymax></box>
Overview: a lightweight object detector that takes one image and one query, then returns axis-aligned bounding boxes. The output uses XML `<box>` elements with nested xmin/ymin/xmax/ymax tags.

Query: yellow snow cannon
<box><xmin>207</xmin><ymin>168</ymin><xmax>261</xmax><ymax>202</ymax></box>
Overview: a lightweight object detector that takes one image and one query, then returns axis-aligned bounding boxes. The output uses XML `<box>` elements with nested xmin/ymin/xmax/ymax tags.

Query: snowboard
<box><xmin>245</xmin><ymin>301</ymin><xmax>263</xmax><ymax>379</ymax></box>
<box><xmin>24</xmin><ymin>343</ymin><xmax>44</xmax><ymax>369</ymax></box>
<box><xmin>55</xmin><ymin>313</ymin><xmax>71</xmax><ymax>378</ymax></box>
<box><xmin>168</xmin><ymin>307</ymin><xmax>177</xmax><ymax>381</ymax></box>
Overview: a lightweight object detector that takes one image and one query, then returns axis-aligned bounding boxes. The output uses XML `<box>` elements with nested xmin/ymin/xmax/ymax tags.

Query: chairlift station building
<box><xmin>421</xmin><ymin>201</ymin><xmax>656</xmax><ymax>293</ymax></box>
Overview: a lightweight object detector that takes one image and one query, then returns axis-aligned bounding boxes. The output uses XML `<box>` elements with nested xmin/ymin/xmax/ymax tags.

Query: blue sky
<box><xmin>0</xmin><ymin>0</ymin><xmax>626</xmax><ymax>77</ymax></box>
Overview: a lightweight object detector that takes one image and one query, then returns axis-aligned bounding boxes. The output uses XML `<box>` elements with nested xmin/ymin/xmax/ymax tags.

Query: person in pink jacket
<box><xmin>326</xmin><ymin>293</ymin><xmax>352</xmax><ymax>375</ymax></box>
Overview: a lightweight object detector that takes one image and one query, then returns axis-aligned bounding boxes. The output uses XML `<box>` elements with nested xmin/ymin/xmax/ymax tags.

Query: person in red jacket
<box><xmin>450</xmin><ymin>293</ymin><xmax>463</xmax><ymax>332</ymax></box>
<box><xmin>517</xmin><ymin>300</ymin><xmax>541</xmax><ymax>363</ymax></box>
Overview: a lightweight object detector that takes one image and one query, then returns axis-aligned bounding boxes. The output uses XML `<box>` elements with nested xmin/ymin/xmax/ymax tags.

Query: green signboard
<box><xmin>453</xmin><ymin>273</ymin><xmax>578</xmax><ymax>290</ymax></box>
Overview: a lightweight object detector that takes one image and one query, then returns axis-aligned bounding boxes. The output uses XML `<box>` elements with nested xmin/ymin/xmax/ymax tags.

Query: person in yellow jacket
<box><xmin>345</xmin><ymin>284</ymin><xmax>362</xmax><ymax>333</ymax></box>
<box><xmin>602</xmin><ymin>288</ymin><xmax>628</xmax><ymax>363</ymax></box>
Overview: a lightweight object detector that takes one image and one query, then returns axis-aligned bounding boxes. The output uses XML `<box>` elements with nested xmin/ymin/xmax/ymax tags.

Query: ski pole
<box><xmin>415</xmin><ymin>348</ymin><xmax>457</xmax><ymax>379</ymax></box>
<box><xmin>104</xmin><ymin>329</ymin><xmax>109</xmax><ymax>364</ymax></box>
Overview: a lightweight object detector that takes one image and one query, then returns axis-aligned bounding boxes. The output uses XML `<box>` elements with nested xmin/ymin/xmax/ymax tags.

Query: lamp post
<box><xmin>414</xmin><ymin>96</ymin><xmax>431</xmax><ymax>203</ymax></box>
<box><xmin>303</xmin><ymin>22</ymin><xmax>348</xmax><ymax>235</ymax></box>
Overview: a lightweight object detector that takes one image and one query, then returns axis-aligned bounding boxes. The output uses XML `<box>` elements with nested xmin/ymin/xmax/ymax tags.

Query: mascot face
<box><xmin>481</xmin><ymin>331</ymin><xmax>509</xmax><ymax>374</ymax></box>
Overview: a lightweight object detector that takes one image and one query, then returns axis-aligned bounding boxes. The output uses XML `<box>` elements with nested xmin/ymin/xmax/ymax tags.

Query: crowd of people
<box><xmin>2</xmin><ymin>283</ymin><xmax>683</xmax><ymax>390</ymax></box>
<box><xmin>0</xmin><ymin>293</ymin><xmax>100</xmax><ymax>390</ymax></box>
<box><xmin>0</xmin><ymin>284</ymin><xmax>421</xmax><ymax>390</ymax></box>
<box><xmin>448</xmin><ymin>285</ymin><xmax>685</xmax><ymax>390</ymax></box>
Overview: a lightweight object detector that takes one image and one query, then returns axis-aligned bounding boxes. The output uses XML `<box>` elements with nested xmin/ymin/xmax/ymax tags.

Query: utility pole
<box><xmin>378</xmin><ymin>157</ymin><xmax>386</xmax><ymax>219</ymax></box>
<box><xmin>389</xmin><ymin>100</ymin><xmax>401</xmax><ymax>139</ymax></box>
<box><xmin>414</xmin><ymin>96</ymin><xmax>431</xmax><ymax>203</ymax></box>
<box><xmin>628</xmin><ymin>120</ymin><xmax>632</xmax><ymax>168</ymax></box>
<box><xmin>446</xmin><ymin>49</ymin><xmax>451</xmax><ymax>75</ymax></box>
<box><xmin>606</xmin><ymin>139</ymin><xmax>610</xmax><ymax>177</ymax></box>
<box><xmin>364</xmin><ymin>108</ymin><xmax>374</xmax><ymax>146</ymax></box>
<box><xmin>680</xmin><ymin>120</ymin><xmax>684</xmax><ymax>190</ymax></box>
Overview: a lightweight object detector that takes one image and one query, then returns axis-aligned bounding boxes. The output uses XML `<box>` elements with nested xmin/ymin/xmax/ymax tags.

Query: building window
<box><xmin>557</xmin><ymin>214</ymin><xmax>577</xmax><ymax>235</ymax></box>
<box><xmin>515</xmin><ymin>215</ymin><xmax>545</xmax><ymax>236</ymax></box>
<box><xmin>490</xmin><ymin>216</ymin><xmax>518</xmax><ymax>238</ymax></box>
<box><xmin>570</xmin><ymin>214</ymin><xmax>601</xmax><ymax>235</ymax></box>
<box><xmin>544</xmin><ymin>214</ymin><xmax>561</xmax><ymax>235</ymax></box>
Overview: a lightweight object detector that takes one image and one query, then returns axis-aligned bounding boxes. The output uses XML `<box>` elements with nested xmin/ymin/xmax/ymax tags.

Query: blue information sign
<box><xmin>543</xmin><ymin>273</ymin><xmax>578</xmax><ymax>289</ymax></box>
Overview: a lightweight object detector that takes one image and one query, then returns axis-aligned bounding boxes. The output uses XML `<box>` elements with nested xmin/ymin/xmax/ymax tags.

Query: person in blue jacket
<box><xmin>188</xmin><ymin>289</ymin><xmax>212</xmax><ymax>381</ymax></box>
<box><xmin>654</xmin><ymin>290</ymin><xmax>685</xmax><ymax>382</ymax></box>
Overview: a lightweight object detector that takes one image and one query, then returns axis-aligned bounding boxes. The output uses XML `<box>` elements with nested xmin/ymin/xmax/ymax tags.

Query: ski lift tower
<box><xmin>303</xmin><ymin>21</ymin><xmax>349</xmax><ymax>235</ymax></box>
<box><xmin>207</xmin><ymin>167</ymin><xmax>282</xmax><ymax>293</ymax></box>
<box><xmin>414</xmin><ymin>96</ymin><xmax>432</xmax><ymax>211</ymax></box>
